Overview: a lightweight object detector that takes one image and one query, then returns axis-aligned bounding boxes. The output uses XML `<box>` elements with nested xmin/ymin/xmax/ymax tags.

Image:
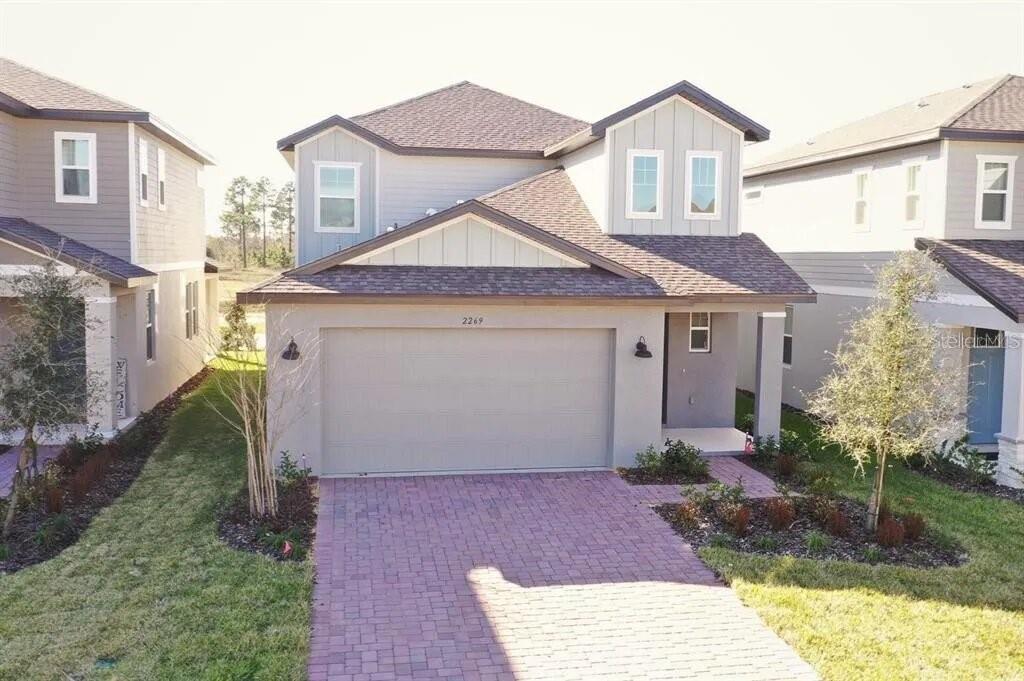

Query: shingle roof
<box><xmin>747</xmin><ymin>74</ymin><xmax>1014</xmax><ymax>177</ymax></box>
<box><xmin>242</xmin><ymin>169</ymin><xmax>814</xmax><ymax>303</ymax></box>
<box><xmin>917</xmin><ymin>238</ymin><xmax>1024</xmax><ymax>323</ymax></box>
<box><xmin>0</xmin><ymin>216</ymin><xmax>156</xmax><ymax>286</ymax></box>
<box><xmin>0</xmin><ymin>57</ymin><xmax>142</xmax><ymax>113</ymax></box>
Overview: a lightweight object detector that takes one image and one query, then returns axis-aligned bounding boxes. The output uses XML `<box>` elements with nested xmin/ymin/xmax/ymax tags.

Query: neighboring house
<box><xmin>739</xmin><ymin>74</ymin><xmax>1024</xmax><ymax>488</ymax></box>
<box><xmin>240</xmin><ymin>80</ymin><xmax>814</xmax><ymax>476</ymax></box>
<box><xmin>0</xmin><ymin>58</ymin><xmax>218</xmax><ymax>440</ymax></box>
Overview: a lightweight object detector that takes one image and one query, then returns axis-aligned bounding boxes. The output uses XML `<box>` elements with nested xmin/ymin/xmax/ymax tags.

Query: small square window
<box><xmin>689</xmin><ymin>312</ymin><xmax>711</xmax><ymax>353</ymax></box>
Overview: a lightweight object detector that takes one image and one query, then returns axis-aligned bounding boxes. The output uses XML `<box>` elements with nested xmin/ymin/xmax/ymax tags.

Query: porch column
<box><xmin>997</xmin><ymin>331</ymin><xmax>1024</xmax><ymax>488</ymax></box>
<box><xmin>753</xmin><ymin>311</ymin><xmax>786</xmax><ymax>439</ymax></box>
<box><xmin>85</xmin><ymin>293</ymin><xmax>117</xmax><ymax>433</ymax></box>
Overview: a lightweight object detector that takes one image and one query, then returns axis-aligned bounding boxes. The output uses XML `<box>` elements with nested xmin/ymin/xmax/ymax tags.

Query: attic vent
<box><xmin>425</xmin><ymin>208</ymin><xmax>438</xmax><ymax>216</ymax></box>
<box><xmin>805</xmin><ymin>139</ymin><xmax>815</xmax><ymax>146</ymax></box>
<box><xmin>963</xmin><ymin>83</ymin><xmax>973</xmax><ymax>89</ymax></box>
<box><xmin>916</xmin><ymin>100</ymin><xmax>929</xmax><ymax>108</ymax></box>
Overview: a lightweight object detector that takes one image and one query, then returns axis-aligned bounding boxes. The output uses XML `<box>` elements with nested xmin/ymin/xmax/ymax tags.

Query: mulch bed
<box><xmin>912</xmin><ymin>465</ymin><xmax>1024</xmax><ymax>506</ymax></box>
<box><xmin>217</xmin><ymin>478</ymin><xmax>317</xmax><ymax>561</ymax></box>
<box><xmin>655</xmin><ymin>495</ymin><xmax>966</xmax><ymax>568</ymax></box>
<box><xmin>617</xmin><ymin>467</ymin><xmax>712</xmax><ymax>485</ymax></box>
<box><xmin>0</xmin><ymin>368</ymin><xmax>212</xmax><ymax>574</ymax></box>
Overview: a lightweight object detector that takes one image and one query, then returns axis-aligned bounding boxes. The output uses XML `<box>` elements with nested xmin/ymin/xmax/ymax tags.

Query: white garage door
<box><xmin>322</xmin><ymin>327</ymin><xmax>613</xmax><ymax>474</ymax></box>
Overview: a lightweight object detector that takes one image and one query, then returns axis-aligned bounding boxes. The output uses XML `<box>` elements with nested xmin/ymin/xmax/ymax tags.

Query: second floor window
<box><xmin>976</xmin><ymin>156</ymin><xmax>1015</xmax><ymax>229</ymax></box>
<box><xmin>315</xmin><ymin>162</ymin><xmax>360</xmax><ymax>233</ymax></box>
<box><xmin>685</xmin><ymin>151</ymin><xmax>721</xmax><ymax>220</ymax></box>
<box><xmin>139</xmin><ymin>138</ymin><xmax>149</xmax><ymax>207</ymax></box>
<box><xmin>853</xmin><ymin>168</ymin><xmax>870</xmax><ymax>231</ymax></box>
<box><xmin>54</xmin><ymin>132</ymin><xmax>97</xmax><ymax>203</ymax></box>
<box><xmin>904</xmin><ymin>162</ymin><xmax>923</xmax><ymax>226</ymax></box>
<box><xmin>157</xmin><ymin>148</ymin><xmax>167</xmax><ymax>210</ymax></box>
<box><xmin>626</xmin><ymin>150</ymin><xmax>663</xmax><ymax>219</ymax></box>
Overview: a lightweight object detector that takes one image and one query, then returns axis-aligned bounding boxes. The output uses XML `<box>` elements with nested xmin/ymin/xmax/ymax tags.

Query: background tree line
<box><xmin>216</xmin><ymin>176</ymin><xmax>295</xmax><ymax>269</ymax></box>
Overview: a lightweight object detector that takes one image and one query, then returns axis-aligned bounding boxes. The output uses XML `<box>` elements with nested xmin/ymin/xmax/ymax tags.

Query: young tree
<box><xmin>271</xmin><ymin>181</ymin><xmax>295</xmax><ymax>256</ymax></box>
<box><xmin>250</xmin><ymin>177</ymin><xmax>273</xmax><ymax>265</ymax></box>
<box><xmin>220</xmin><ymin>177</ymin><xmax>256</xmax><ymax>268</ymax></box>
<box><xmin>0</xmin><ymin>260</ymin><xmax>102</xmax><ymax>537</ymax></box>
<box><xmin>809</xmin><ymin>251</ymin><xmax>963</xmax><ymax>531</ymax></box>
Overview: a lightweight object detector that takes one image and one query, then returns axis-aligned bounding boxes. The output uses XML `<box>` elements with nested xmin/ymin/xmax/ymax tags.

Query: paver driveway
<box><xmin>310</xmin><ymin>471</ymin><xmax>816</xmax><ymax>680</ymax></box>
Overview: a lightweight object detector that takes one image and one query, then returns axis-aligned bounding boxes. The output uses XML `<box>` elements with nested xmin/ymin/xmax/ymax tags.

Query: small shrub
<box><xmin>707</xmin><ymin>480</ymin><xmax>746</xmax><ymax>505</ymax></box>
<box><xmin>776</xmin><ymin>453</ymin><xmax>798</xmax><ymax>477</ymax></box>
<box><xmin>862</xmin><ymin>546</ymin><xmax>884</xmax><ymax>564</ymax></box>
<box><xmin>675</xmin><ymin>500</ymin><xmax>702</xmax><ymax>529</ymax></box>
<box><xmin>661</xmin><ymin>439</ymin><xmax>709</xmax><ymax>478</ymax></box>
<box><xmin>738</xmin><ymin>413</ymin><xmax>755</xmax><ymax>435</ymax></box>
<box><xmin>35</xmin><ymin>514</ymin><xmax>73</xmax><ymax>548</ymax></box>
<box><xmin>903</xmin><ymin>513</ymin><xmax>926</xmax><ymax>542</ymax></box>
<box><xmin>876</xmin><ymin>517</ymin><xmax>905</xmax><ymax>547</ymax></box>
<box><xmin>752</xmin><ymin>434</ymin><xmax>779</xmax><ymax>464</ymax></box>
<box><xmin>259</xmin><ymin>527</ymin><xmax>307</xmax><ymax>560</ymax></box>
<box><xmin>708</xmin><ymin>533</ymin><xmax>732</xmax><ymax>548</ymax></box>
<box><xmin>61</xmin><ymin>425</ymin><xmax>105</xmax><ymax>469</ymax></box>
<box><xmin>877</xmin><ymin>501</ymin><xmax>893</xmax><ymax>526</ymax></box>
<box><xmin>806</xmin><ymin>530</ymin><xmax>831</xmax><ymax>554</ymax></box>
<box><xmin>720</xmin><ymin>502</ymin><xmax>751</xmax><ymax>537</ymax></box>
<box><xmin>779</xmin><ymin>429</ymin><xmax>809</xmax><ymax>459</ymax></box>
<box><xmin>44</xmin><ymin>486</ymin><xmax>65</xmax><ymax>515</ymax></box>
<box><xmin>682</xmin><ymin>485</ymin><xmax>714</xmax><ymax>512</ymax></box>
<box><xmin>930</xmin><ymin>434</ymin><xmax>996</xmax><ymax>485</ymax></box>
<box><xmin>807</xmin><ymin>473</ymin><xmax>838</xmax><ymax>498</ymax></box>
<box><xmin>754</xmin><ymin>535</ymin><xmax>779</xmax><ymax>552</ymax></box>
<box><xmin>824</xmin><ymin>507</ymin><xmax>850</xmax><ymax>537</ymax></box>
<box><xmin>276</xmin><ymin>451</ymin><xmax>311</xmax><ymax>486</ymax></box>
<box><xmin>635</xmin><ymin>444</ymin><xmax>662</xmax><ymax>473</ymax></box>
<box><xmin>765</xmin><ymin>497</ymin><xmax>796</xmax><ymax>531</ymax></box>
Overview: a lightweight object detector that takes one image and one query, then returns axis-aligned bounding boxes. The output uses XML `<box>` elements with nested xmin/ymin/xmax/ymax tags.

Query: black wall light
<box><xmin>281</xmin><ymin>338</ymin><xmax>300</xmax><ymax>360</ymax></box>
<box><xmin>634</xmin><ymin>336</ymin><xmax>653</xmax><ymax>358</ymax></box>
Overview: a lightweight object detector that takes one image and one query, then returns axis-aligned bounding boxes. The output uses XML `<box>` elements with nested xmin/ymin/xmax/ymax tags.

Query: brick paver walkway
<box><xmin>310</xmin><ymin>469</ymin><xmax>816</xmax><ymax>680</ymax></box>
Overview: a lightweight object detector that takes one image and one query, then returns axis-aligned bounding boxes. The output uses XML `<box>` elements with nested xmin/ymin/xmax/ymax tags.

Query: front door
<box><xmin>967</xmin><ymin>328</ymin><xmax>1005</xmax><ymax>445</ymax></box>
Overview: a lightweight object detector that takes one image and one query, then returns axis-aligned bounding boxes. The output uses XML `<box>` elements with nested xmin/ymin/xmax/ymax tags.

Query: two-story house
<box><xmin>739</xmin><ymin>75</ymin><xmax>1024</xmax><ymax>488</ymax></box>
<box><xmin>240</xmin><ymin>80</ymin><xmax>815</xmax><ymax>476</ymax></box>
<box><xmin>0</xmin><ymin>58</ymin><xmax>217</xmax><ymax>440</ymax></box>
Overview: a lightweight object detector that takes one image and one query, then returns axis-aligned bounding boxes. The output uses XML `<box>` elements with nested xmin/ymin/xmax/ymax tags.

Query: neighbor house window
<box><xmin>976</xmin><ymin>155</ymin><xmax>1015</xmax><ymax>229</ymax></box>
<box><xmin>190</xmin><ymin>282</ymin><xmax>199</xmax><ymax>337</ymax></box>
<box><xmin>904</xmin><ymin>160</ymin><xmax>923</xmax><ymax>227</ymax></box>
<box><xmin>157</xmin><ymin>148</ymin><xmax>167</xmax><ymax>210</ymax></box>
<box><xmin>315</xmin><ymin>161</ymin><xmax>360</xmax><ymax>232</ymax></box>
<box><xmin>138</xmin><ymin>138</ymin><xmax>149</xmax><ymax>207</ymax></box>
<box><xmin>685</xmin><ymin>151</ymin><xmax>722</xmax><ymax>220</ymax></box>
<box><xmin>54</xmin><ymin>132</ymin><xmax>97</xmax><ymax>203</ymax></box>
<box><xmin>626</xmin><ymin>149</ymin><xmax>663</xmax><ymax>219</ymax></box>
<box><xmin>145</xmin><ymin>289</ymin><xmax>156</xmax><ymax>361</ymax></box>
<box><xmin>184</xmin><ymin>281</ymin><xmax>198</xmax><ymax>340</ymax></box>
<box><xmin>689</xmin><ymin>312</ymin><xmax>711</xmax><ymax>353</ymax></box>
<box><xmin>783</xmin><ymin>305</ymin><xmax>794</xmax><ymax>366</ymax></box>
<box><xmin>853</xmin><ymin>168</ymin><xmax>871</xmax><ymax>231</ymax></box>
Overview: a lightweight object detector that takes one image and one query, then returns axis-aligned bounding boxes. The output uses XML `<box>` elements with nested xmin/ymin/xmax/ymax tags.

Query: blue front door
<box><xmin>967</xmin><ymin>329</ymin><xmax>1005</xmax><ymax>445</ymax></box>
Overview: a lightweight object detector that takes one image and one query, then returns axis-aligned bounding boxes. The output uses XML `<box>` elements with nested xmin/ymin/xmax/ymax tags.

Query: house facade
<box><xmin>0</xmin><ymin>58</ymin><xmax>218</xmax><ymax>440</ymax></box>
<box><xmin>242</xmin><ymin>80</ymin><xmax>814</xmax><ymax>476</ymax></box>
<box><xmin>739</xmin><ymin>74</ymin><xmax>1024</xmax><ymax>488</ymax></box>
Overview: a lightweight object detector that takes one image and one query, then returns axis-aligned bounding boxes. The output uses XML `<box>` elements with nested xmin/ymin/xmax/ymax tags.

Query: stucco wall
<box><xmin>665</xmin><ymin>311</ymin><xmax>738</xmax><ymax>427</ymax></box>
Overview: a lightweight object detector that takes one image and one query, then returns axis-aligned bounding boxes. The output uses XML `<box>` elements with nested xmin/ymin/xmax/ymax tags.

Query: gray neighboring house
<box><xmin>241</xmin><ymin>80</ymin><xmax>815</xmax><ymax>476</ymax></box>
<box><xmin>739</xmin><ymin>74</ymin><xmax>1024</xmax><ymax>488</ymax></box>
<box><xmin>0</xmin><ymin>57</ymin><xmax>218</xmax><ymax>441</ymax></box>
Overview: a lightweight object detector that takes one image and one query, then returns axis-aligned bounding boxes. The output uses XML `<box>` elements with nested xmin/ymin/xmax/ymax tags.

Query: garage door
<box><xmin>322</xmin><ymin>327</ymin><xmax>613</xmax><ymax>474</ymax></box>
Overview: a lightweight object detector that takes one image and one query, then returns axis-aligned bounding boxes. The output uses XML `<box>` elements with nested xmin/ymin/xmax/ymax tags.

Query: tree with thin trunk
<box><xmin>271</xmin><ymin>181</ymin><xmax>295</xmax><ymax>256</ymax></box>
<box><xmin>251</xmin><ymin>177</ymin><xmax>273</xmax><ymax>265</ymax></box>
<box><xmin>220</xmin><ymin>177</ymin><xmax>256</xmax><ymax>269</ymax></box>
<box><xmin>0</xmin><ymin>259</ymin><xmax>103</xmax><ymax>537</ymax></box>
<box><xmin>809</xmin><ymin>251</ymin><xmax>964</xmax><ymax>531</ymax></box>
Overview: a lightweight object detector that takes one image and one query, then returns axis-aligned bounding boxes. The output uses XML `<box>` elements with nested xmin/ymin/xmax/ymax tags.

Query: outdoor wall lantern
<box><xmin>634</xmin><ymin>336</ymin><xmax>653</xmax><ymax>359</ymax></box>
<box><xmin>281</xmin><ymin>338</ymin><xmax>300</xmax><ymax>361</ymax></box>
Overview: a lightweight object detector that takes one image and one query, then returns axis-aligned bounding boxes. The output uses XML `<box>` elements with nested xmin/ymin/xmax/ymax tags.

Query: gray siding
<box><xmin>296</xmin><ymin>129</ymin><xmax>378</xmax><ymax>266</ymax></box>
<box><xmin>134</xmin><ymin>128</ymin><xmax>207</xmax><ymax>265</ymax></box>
<box><xmin>665</xmin><ymin>312</ymin><xmax>738</xmax><ymax>428</ymax></box>
<box><xmin>945</xmin><ymin>140</ymin><xmax>1024</xmax><ymax>239</ymax></box>
<box><xmin>609</xmin><ymin>98</ymin><xmax>741</xmax><ymax>236</ymax></box>
<box><xmin>0</xmin><ymin>112</ymin><xmax>16</xmax><ymax>215</ymax></box>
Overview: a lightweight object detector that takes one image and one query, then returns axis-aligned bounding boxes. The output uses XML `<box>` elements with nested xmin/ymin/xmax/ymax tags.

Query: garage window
<box><xmin>689</xmin><ymin>312</ymin><xmax>711</xmax><ymax>352</ymax></box>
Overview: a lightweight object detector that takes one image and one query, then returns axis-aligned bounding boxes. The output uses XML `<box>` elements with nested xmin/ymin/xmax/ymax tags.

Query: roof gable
<box><xmin>917</xmin><ymin>237</ymin><xmax>1024</xmax><ymax>322</ymax></box>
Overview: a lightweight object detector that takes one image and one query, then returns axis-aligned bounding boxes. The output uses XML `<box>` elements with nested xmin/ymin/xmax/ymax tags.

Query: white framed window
<box><xmin>157</xmin><ymin>148</ymin><xmax>167</xmax><ymax>211</ymax></box>
<box><xmin>783</xmin><ymin>305</ymin><xmax>794</xmax><ymax>367</ymax></box>
<box><xmin>191</xmin><ymin>281</ymin><xmax>199</xmax><ymax>338</ymax></box>
<box><xmin>744</xmin><ymin>186</ymin><xmax>764</xmax><ymax>203</ymax></box>
<box><xmin>54</xmin><ymin>131</ymin><xmax>97</xmax><ymax>203</ymax></box>
<box><xmin>689</xmin><ymin>312</ymin><xmax>711</xmax><ymax>353</ymax></box>
<box><xmin>184</xmin><ymin>281</ymin><xmax>199</xmax><ymax>339</ymax></box>
<box><xmin>626</xmin><ymin>149</ymin><xmax>663</xmax><ymax>220</ymax></box>
<box><xmin>903</xmin><ymin>159</ymin><xmax>924</xmax><ymax>228</ymax></box>
<box><xmin>975</xmin><ymin>155</ymin><xmax>1015</xmax><ymax>230</ymax></box>
<box><xmin>684</xmin><ymin>151</ymin><xmax>722</xmax><ymax>220</ymax></box>
<box><xmin>314</xmin><ymin>161</ymin><xmax>360</xmax><ymax>233</ymax></box>
<box><xmin>145</xmin><ymin>288</ymin><xmax>156</xmax><ymax>361</ymax></box>
<box><xmin>852</xmin><ymin>167</ymin><xmax>871</xmax><ymax>231</ymax></box>
<box><xmin>138</xmin><ymin>138</ymin><xmax>149</xmax><ymax>207</ymax></box>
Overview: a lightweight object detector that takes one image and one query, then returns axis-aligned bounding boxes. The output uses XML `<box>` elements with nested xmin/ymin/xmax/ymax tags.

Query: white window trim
<box><xmin>975</xmin><ymin>154</ymin><xmax>1016</xmax><ymax>230</ymax></box>
<box><xmin>743</xmin><ymin>185</ymin><xmax>764</xmax><ymax>204</ymax></box>
<box><xmin>625</xmin><ymin>149</ymin><xmax>664</xmax><ymax>220</ymax></box>
<box><xmin>783</xmin><ymin>304</ymin><xmax>794</xmax><ymax>368</ymax></box>
<box><xmin>138</xmin><ymin>138</ymin><xmax>149</xmax><ymax>208</ymax></box>
<box><xmin>54</xmin><ymin>131</ymin><xmax>97</xmax><ymax>204</ymax></box>
<box><xmin>688</xmin><ymin>312</ymin><xmax>712</xmax><ymax>353</ymax></box>
<box><xmin>314</xmin><ymin>160</ymin><xmax>360</xmax><ymax>234</ymax></box>
<box><xmin>145</xmin><ymin>287</ymin><xmax>157</xmax><ymax>363</ymax></box>
<box><xmin>852</xmin><ymin>166</ymin><xmax>872</xmax><ymax>232</ymax></box>
<box><xmin>157</xmin><ymin>148</ymin><xmax>167</xmax><ymax>211</ymax></box>
<box><xmin>902</xmin><ymin>157</ymin><xmax>925</xmax><ymax>230</ymax></box>
<box><xmin>684</xmin><ymin>150</ymin><xmax>722</xmax><ymax>221</ymax></box>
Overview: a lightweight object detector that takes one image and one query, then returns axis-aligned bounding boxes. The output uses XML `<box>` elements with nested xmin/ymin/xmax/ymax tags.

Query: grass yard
<box><xmin>0</xmin><ymin>376</ymin><xmax>312</xmax><ymax>681</ymax></box>
<box><xmin>217</xmin><ymin>266</ymin><xmax>283</xmax><ymax>315</ymax></box>
<box><xmin>719</xmin><ymin>394</ymin><xmax>1024</xmax><ymax>680</ymax></box>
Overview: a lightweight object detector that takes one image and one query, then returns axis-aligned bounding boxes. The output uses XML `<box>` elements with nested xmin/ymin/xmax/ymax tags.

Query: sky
<box><xmin>0</xmin><ymin>1</ymin><xmax>1022</xmax><ymax>234</ymax></box>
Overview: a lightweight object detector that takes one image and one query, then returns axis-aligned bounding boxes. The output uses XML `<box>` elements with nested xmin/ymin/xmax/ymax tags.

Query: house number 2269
<box><xmin>462</xmin><ymin>316</ymin><xmax>484</xmax><ymax>325</ymax></box>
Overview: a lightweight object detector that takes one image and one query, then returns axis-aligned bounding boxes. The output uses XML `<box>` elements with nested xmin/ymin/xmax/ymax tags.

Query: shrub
<box><xmin>877</xmin><ymin>501</ymin><xmax>893</xmax><ymax>526</ymax></box>
<box><xmin>720</xmin><ymin>503</ymin><xmax>751</xmax><ymax>537</ymax></box>
<box><xmin>862</xmin><ymin>546</ymin><xmax>884</xmax><ymax>564</ymax></box>
<box><xmin>876</xmin><ymin>517</ymin><xmax>905</xmax><ymax>547</ymax></box>
<box><xmin>44</xmin><ymin>486</ymin><xmax>64</xmax><ymax>515</ymax></box>
<box><xmin>35</xmin><ymin>514</ymin><xmax>73</xmax><ymax>548</ymax></box>
<box><xmin>708</xmin><ymin>533</ymin><xmax>732</xmax><ymax>548</ymax></box>
<box><xmin>259</xmin><ymin>527</ymin><xmax>307</xmax><ymax>561</ymax></box>
<box><xmin>682</xmin><ymin>486</ymin><xmax>714</xmax><ymax>513</ymax></box>
<box><xmin>776</xmin><ymin>453</ymin><xmax>798</xmax><ymax>477</ymax></box>
<box><xmin>807</xmin><ymin>473</ymin><xmax>838</xmax><ymax>498</ymax></box>
<box><xmin>276</xmin><ymin>451</ymin><xmax>311</xmax><ymax>486</ymax></box>
<box><xmin>765</xmin><ymin>497</ymin><xmax>796</xmax><ymax>531</ymax></box>
<box><xmin>60</xmin><ymin>425</ymin><xmax>105</xmax><ymax>469</ymax></box>
<box><xmin>806</xmin><ymin>530</ymin><xmax>831</xmax><ymax>554</ymax></box>
<box><xmin>675</xmin><ymin>500</ymin><xmax>702</xmax><ymax>529</ymax></box>
<box><xmin>752</xmin><ymin>434</ymin><xmax>779</xmax><ymax>464</ymax></box>
<box><xmin>707</xmin><ymin>480</ymin><xmax>746</xmax><ymax>505</ymax></box>
<box><xmin>661</xmin><ymin>439</ymin><xmax>709</xmax><ymax>478</ymax></box>
<box><xmin>634</xmin><ymin>444</ymin><xmax>663</xmax><ymax>474</ymax></box>
<box><xmin>903</xmin><ymin>513</ymin><xmax>926</xmax><ymax>542</ymax></box>
<box><xmin>779</xmin><ymin>429</ymin><xmax>809</xmax><ymax>459</ymax></box>
<box><xmin>824</xmin><ymin>507</ymin><xmax>850</xmax><ymax>537</ymax></box>
<box><xmin>931</xmin><ymin>434</ymin><xmax>996</xmax><ymax>485</ymax></box>
<box><xmin>738</xmin><ymin>413</ymin><xmax>755</xmax><ymax>435</ymax></box>
<box><xmin>754</xmin><ymin>535</ymin><xmax>779</xmax><ymax>551</ymax></box>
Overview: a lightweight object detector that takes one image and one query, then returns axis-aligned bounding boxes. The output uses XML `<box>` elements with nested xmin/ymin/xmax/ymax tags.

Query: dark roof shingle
<box><xmin>917</xmin><ymin>238</ymin><xmax>1024</xmax><ymax>322</ymax></box>
<box><xmin>0</xmin><ymin>57</ymin><xmax>142</xmax><ymax>113</ymax></box>
<box><xmin>950</xmin><ymin>76</ymin><xmax>1024</xmax><ymax>132</ymax></box>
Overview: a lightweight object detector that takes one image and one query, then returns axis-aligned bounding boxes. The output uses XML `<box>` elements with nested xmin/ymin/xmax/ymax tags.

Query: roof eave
<box><xmin>238</xmin><ymin>290</ymin><xmax>818</xmax><ymax>306</ymax></box>
<box><xmin>745</xmin><ymin>129</ymin><xmax>942</xmax><ymax>178</ymax></box>
<box><xmin>915</xmin><ymin>237</ymin><xmax>1023</xmax><ymax>323</ymax></box>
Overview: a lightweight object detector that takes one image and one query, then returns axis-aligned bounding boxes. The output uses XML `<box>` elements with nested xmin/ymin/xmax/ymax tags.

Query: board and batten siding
<box><xmin>944</xmin><ymin>140</ymin><xmax>1024</xmax><ymax>240</ymax></box>
<box><xmin>295</xmin><ymin>129</ymin><xmax>378</xmax><ymax>266</ymax></box>
<box><xmin>351</xmin><ymin>216</ymin><xmax>583</xmax><ymax>267</ymax></box>
<box><xmin>0</xmin><ymin>112</ymin><xmax>17</xmax><ymax>216</ymax></box>
<box><xmin>134</xmin><ymin>129</ymin><xmax>207</xmax><ymax>266</ymax></box>
<box><xmin>608</xmin><ymin>98</ymin><xmax>741</xmax><ymax>236</ymax></box>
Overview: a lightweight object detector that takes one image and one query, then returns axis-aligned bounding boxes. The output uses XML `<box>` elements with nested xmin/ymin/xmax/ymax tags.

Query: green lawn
<box><xmin>0</xmin><ymin>377</ymin><xmax>312</xmax><ymax>680</ymax></box>
<box><xmin>217</xmin><ymin>267</ymin><xmax>282</xmax><ymax>315</ymax></box>
<box><xmin>717</xmin><ymin>395</ymin><xmax>1024</xmax><ymax>680</ymax></box>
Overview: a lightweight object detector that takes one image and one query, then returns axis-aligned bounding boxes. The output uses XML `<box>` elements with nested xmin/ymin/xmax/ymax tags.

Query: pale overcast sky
<box><xmin>0</xmin><ymin>1</ymin><xmax>1022</xmax><ymax>234</ymax></box>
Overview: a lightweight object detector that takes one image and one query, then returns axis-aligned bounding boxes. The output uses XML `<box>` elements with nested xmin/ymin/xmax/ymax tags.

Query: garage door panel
<box><xmin>322</xmin><ymin>327</ymin><xmax>613</xmax><ymax>474</ymax></box>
